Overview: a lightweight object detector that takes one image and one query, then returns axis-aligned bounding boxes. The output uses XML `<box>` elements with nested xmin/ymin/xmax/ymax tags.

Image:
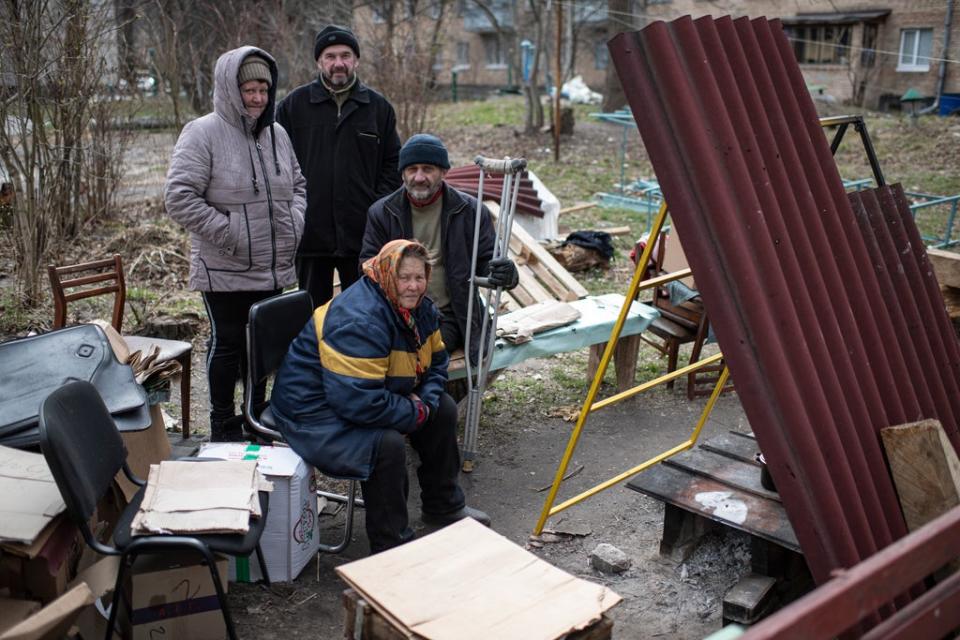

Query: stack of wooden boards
<box><xmin>928</xmin><ymin>247</ymin><xmax>960</xmax><ymax>332</ymax></box>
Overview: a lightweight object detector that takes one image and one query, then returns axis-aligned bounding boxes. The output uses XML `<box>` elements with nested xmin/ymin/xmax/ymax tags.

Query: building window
<box><xmin>860</xmin><ymin>23</ymin><xmax>878</xmax><ymax>68</ymax></box>
<box><xmin>594</xmin><ymin>41</ymin><xmax>609</xmax><ymax>70</ymax></box>
<box><xmin>456</xmin><ymin>41</ymin><xmax>470</xmax><ymax>67</ymax></box>
<box><xmin>898</xmin><ymin>28</ymin><xmax>933</xmax><ymax>72</ymax></box>
<box><xmin>483</xmin><ymin>34</ymin><xmax>505</xmax><ymax>67</ymax></box>
<box><xmin>787</xmin><ymin>25</ymin><xmax>850</xmax><ymax>65</ymax></box>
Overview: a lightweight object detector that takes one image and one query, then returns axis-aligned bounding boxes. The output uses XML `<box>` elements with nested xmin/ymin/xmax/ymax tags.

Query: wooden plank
<box><xmin>881</xmin><ymin>419</ymin><xmax>960</xmax><ymax>533</ymax></box>
<box><xmin>627</xmin><ymin>463</ymin><xmax>800</xmax><ymax>552</ymax></box>
<box><xmin>527</xmin><ymin>257</ymin><xmax>578</xmax><ymax>301</ymax></box>
<box><xmin>700</xmin><ymin>432</ymin><xmax>764</xmax><ymax>466</ymax></box>
<box><xmin>559</xmin><ymin>202</ymin><xmax>596</xmax><ymax>215</ymax></box>
<box><xmin>663</xmin><ymin>447</ymin><xmax>781</xmax><ymax>503</ymax></box>
<box><xmin>927</xmin><ymin>247</ymin><xmax>960</xmax><ymax>289</ymax></box>
<box><xmin>500</xmin><ymin>290</ymin><xmax>521</xmax><ymax>313</ymax></box>
<box><xmin>516</xmin><ymin>265</ymin><xmax>554</xmax><ymax>302</ymax></box>
<box><xmin>487</xmin><ymin>201</ymin><xmax>588</xmax><ymax>299</ymax></box>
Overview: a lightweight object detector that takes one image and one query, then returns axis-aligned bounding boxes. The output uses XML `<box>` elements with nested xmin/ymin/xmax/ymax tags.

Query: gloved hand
<box><xmin>486</xmin><ymin>258</ymin><xmax>519</xmax><ymax>290</ymax></box>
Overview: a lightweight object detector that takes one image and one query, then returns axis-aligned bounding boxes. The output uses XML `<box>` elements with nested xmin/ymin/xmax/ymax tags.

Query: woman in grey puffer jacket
<box><xmin>165</xmin><ymin>45</ymin><xmax>306</xmax><ymax>441</ymax></box>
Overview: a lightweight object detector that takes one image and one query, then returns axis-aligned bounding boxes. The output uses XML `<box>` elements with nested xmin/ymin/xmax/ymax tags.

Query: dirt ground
<box><xmin>224</xmin><ymin>364</ymin><xmax>753</xmax><ymax>640</ymax></box>
<box><xmin>3</xmin><ymin>95</ymin><xmax>955</xmax><ymax>638</ymax></box>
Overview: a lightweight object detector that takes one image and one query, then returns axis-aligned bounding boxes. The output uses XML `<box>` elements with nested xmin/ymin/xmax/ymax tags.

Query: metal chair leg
<box><xmin>105</xmin><ymin>552</ymin><xmax>133</xmax><ymax>640</ymax></box>
<box><xmin>199</xmin><ymin>546</ymin><xmax>238</xmax><ymax>640</ymax></box>
<box><xmin>254</xmin><ymin>544</ymin><xmax>270</xmax><ymax>586</ymax></box>
<box><xmin>178</xmin><ymin>350</ymin><xmax>192</xmax><ymax>439</ymax></box>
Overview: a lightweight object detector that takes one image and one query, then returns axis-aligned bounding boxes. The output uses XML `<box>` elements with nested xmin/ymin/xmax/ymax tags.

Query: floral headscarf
<box><xmin>362</xmin><ymin>240</ymin><xmax>432</xmax><ymax>378</ymax></box>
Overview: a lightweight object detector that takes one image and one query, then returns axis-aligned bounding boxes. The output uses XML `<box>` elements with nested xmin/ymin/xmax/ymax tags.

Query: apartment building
<box><xmin>356</xmin><ymin>0</ymin><xmax>957</xmax><ymax>111</ymax></box>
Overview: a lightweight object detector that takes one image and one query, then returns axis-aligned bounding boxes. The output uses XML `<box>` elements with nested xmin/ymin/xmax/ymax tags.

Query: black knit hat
<box><xmin>399</xmin><ymin>134</ymin><xmax>450</xmax><ymax>171</ymax></box>
<box><xmin>314</xmin><ymin>25</ymin><xmax>360</xmax><ymax>60</ymax></box>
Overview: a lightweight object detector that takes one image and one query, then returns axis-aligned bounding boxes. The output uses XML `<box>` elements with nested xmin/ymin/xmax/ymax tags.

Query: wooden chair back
<box><xmin>48</xmin><ymin>255</ymin><xmax>127</xmax><ymax>331</ymax></box>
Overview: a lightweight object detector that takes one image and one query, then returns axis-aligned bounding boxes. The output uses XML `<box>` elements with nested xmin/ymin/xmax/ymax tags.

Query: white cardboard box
<box><xmin>198</xmin><ymin>444</ymin><xmax>319</xmax><ymax>583</ymax></box>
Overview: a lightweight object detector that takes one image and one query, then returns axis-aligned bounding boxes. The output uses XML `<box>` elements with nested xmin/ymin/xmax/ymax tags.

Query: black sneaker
<box><xmin>421</xmin><ymin>506</ymin><xmax>491</xmax><ymax>528</ymax></box>
<box><xmin>210</xmin><ymin>416</ymin><xmax>246</xmax><ymax>443</ymax></box>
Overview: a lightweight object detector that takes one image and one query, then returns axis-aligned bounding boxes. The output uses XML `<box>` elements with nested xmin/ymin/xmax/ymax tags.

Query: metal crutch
<box><xmin>462</xmin><ymin>154</ymin><xmax>527</xmax><ymax>472</ymax></box>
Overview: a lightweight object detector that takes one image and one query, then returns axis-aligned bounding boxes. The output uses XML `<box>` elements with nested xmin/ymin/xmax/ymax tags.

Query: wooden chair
<box><xmin>636</xmin><ymin>234</ymin><xmax>702</xmax><ymax>390</ymax></box>
<box><xmin>47</xmin><ymin>255</ymin><xmax>193</xmax><ymax>438</ymax></box>
<box><xmin>635</xmin><ymin>234</ymin><xmax>734</xmax><ymax>399</ymax></box>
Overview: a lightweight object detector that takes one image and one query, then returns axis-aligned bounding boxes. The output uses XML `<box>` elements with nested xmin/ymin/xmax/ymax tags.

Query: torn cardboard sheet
<box><xmin>336</xmin><ymin>518</ymin><xmax>621</xmax><ymax>640</ymax></box>
<box><xmin>131</xmin><ymin>460</ymin><xmax>269</xmax><ymax>535</ymax></box>
<box><xmin>0</xmin><ymin>582</ymin><xmax>94</xmax><ymax>640</ymax></box>
<box><xmin>496</xmin><ymin>299</ymin><xmax>582</xmax><ymax>344</ymax></box>
<box><xmin>89</xmin><ymin>319</ymin><xmax>182</xmax><ymax>386</ymax></box>
<box><xmin>0</xmin><ymin>447</ymin><xmax>66</xmax><ymax>544</ymax></box>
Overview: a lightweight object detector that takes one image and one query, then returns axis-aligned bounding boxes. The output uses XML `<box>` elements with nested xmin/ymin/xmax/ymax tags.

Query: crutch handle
<box><xmin>473</xmin><ymin>276</ymin><xmax>494</xmax><ymax>288</ymax></box>
<box><xmin>473</xmin><ymin>156</ymin><xmax>527</xmax><ymax>175</ymax></box>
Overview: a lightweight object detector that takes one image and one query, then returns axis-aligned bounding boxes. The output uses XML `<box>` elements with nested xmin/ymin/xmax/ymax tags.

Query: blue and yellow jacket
<box><xmin>271</xmin><ymin>276</ymin><xmax>447</xmax><ymax>480</ymax></box>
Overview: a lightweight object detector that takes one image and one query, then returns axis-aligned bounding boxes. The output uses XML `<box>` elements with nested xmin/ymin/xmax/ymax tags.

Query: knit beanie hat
<box><xmin>314</xmin><ymin>25</ymin><xmax>360</xmax><ymax>60</ymax></box>
<box><xmin>399</xmin><ymin>134</ymin><xmax>450</xmax><ymax>171</ymax></box>
<box><xmin>238</xmin><ymin>54</ymin><xmax>271</xmax><ymax>87</ymax></box>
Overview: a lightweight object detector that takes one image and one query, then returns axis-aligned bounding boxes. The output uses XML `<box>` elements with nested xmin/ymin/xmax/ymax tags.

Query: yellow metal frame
<box><xmin>534</xmin><ymin>202</ymin><xmax>731</xmax><ymax>535</ymax></box>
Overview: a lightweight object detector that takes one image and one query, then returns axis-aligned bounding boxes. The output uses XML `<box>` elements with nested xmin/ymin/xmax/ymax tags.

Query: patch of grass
<box><xmin>433</xmin><ymin>96</ymin><xmax>526</xmax><ymax>128</ymax></box>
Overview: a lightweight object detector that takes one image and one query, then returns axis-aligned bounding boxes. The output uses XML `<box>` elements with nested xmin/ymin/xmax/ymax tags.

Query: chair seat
<box><xmin>648</xmin><ymin>316</ymin><xmax>697</xmax><ymax>341</ymax></box>
<box><xmin>124</xmin><ymin>335</ymin><xmax>192</xmax><ymax>362</ymax></box>
<box><xmin>114</xmin><ymin>483</ymin><xmax>270</xmax><ymax>557</ymax></box>
<box><xmin>260</xmin><ymin>405</ymin><xmax>277</xmax><ymax>430</ymax></box>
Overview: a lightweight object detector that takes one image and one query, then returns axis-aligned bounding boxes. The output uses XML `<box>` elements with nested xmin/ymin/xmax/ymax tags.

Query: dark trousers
<box><xmin>297</xmin><ymin>256</ymin><xmax>360</xmax><ymax>308</ymax></box>
<box><xmin>361</xmin><ymin>393</ymin><xmax>465</xmax><ymax>554</ymax></box>
<box><xmin>202</xmin><ymin>290</ymin><xmax>280</xmax><ymax>422</ymax></box>
<box><xmin>438</xmin><ymin>304</ymin><xmax>463</xmax><ymax>354</ymax></box>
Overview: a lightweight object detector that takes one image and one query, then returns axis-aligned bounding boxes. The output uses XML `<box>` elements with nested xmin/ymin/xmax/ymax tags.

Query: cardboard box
<box><xmin>0</xmin><ymin>516</ymin><xmax>83</xmax><ymax>604</ymax></box>
<box><xmin>0</xmin><ymin>583</ymin><xmax>94</xmax><ymax>640</ymax></box>
<box><xmin>198</xmin><ymin>444</ymin><xmax>319</xmax><ymax>582</ymax></box>
<box><xmin>0</xmin><ymin>446</ymin><xmax>66</xmax><ymax>545</ymax></box>
<box><xmin>337</xmin><ymin>518</ymin><xmax>622</xmax><ymax>640</ymax></box>
<box><xmin>119</xmin><ymin>552</ymin><xmax>228</xmax><ymax>640</ymax></box>
<box><xmin>116</xmin><ymin>404</ymin><xmax>172</xmax><ymax>503</ymax></box>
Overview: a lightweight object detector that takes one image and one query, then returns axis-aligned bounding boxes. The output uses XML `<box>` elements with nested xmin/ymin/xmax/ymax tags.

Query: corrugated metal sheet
<box><xmin>445</xmin><ymin>165</ymin><xmax>544</xmax><ymax>217</ymax></box>
<box><xmin>610</xmin><ymin>15</ymin><xmax>960</xmax><ymax>584</ymax></box>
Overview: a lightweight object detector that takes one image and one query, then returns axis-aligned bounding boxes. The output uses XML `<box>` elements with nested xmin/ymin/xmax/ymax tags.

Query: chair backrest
<box><xmin>48</xmin><ymin>255</ymin><xmax>127</xmax><ymax>331</ymax></box>
<box><xmin>247</xmin><ymin>290</ymin><xmax>314</xmax><ymax>388</ymax></box>
<box><xmin>38</xmin><ymin>380</ymin><xmax>127</xmax><ymax>527</ymax></box>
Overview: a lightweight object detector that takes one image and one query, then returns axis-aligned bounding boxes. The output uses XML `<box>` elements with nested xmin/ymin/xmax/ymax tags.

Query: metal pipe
<box><xmin>920</xmin><ymin>0</ymin><xmax>954</xmax><ymax>115</ymax></box>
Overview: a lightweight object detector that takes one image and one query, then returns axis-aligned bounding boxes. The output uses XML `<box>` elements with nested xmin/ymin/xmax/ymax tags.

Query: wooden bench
<box><xmin>627</xmin><ymin>430</ymin><xmax>813</xmax><ymax>625</ymax></box>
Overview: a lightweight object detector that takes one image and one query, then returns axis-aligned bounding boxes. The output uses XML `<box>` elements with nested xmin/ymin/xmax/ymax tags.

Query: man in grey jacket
<box><xmin>165</xmin><ymin>46</ymin><xmax>306</xmax><ymax>441</ymax></box>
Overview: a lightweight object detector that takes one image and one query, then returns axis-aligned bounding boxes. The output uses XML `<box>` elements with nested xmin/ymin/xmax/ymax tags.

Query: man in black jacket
<box><xmin>277</xmin><ymin>25</ymin><xmax>402</xmax><ymax>307</ymax></box>
<box><xmin>360</xmin><ymin>134</ymin><xmax>519</xmax><ymax>361</ymax></box>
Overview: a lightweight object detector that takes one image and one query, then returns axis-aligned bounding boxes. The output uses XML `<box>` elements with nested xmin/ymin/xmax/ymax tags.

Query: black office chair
<box><xmin>243</xmin><ymin>289</ymin><xmax>359</xmax><ymax>553</ymax></box>
<box><xmin>39</xmin><ymin>380</ymin><xmax>269</xmax><ymax>640</ymax></box>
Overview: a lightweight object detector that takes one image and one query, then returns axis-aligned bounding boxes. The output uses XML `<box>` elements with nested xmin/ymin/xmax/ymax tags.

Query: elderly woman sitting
<box><xmin>270</xmin><ymin>239</ymin><xmax>490</xmax><ymax>554</ymax></box>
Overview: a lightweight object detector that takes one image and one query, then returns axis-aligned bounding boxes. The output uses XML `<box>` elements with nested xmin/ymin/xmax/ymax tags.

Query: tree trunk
<box><xmin>601</xmin><ymin>0</ymin><xmax>636</xmax><ymax>112</ymax></box>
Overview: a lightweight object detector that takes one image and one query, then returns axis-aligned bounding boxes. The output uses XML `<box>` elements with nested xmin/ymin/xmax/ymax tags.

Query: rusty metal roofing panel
<box><xmin>610</xmin><ymin>15</ymin><xmax>960</xmax><ymax>585</ymax></box>
<box><xmin>445</xmin><ymin>165</ymin><xmax>544</xmax><ymax>217</ymax></box>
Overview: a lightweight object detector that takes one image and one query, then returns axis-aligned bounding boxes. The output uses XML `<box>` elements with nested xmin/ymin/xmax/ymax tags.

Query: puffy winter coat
<box><xmin>360</xmin><ymin>183</ymin><xmax>495</xmax><ymax>361</ymax></box>
<box><xmin>270</xmin><ymin>277</ymin><xmax>448</xmax><ymax>480</ymax></box>
<box><xmin>164</xmin><ymin>46</ymin><xmax>306</xmax><ymax>291</ymax></box>
<box><xmin>276</xmin><ymin>79</ymin><xmax>401</xmax><ymax>258</ymax></box>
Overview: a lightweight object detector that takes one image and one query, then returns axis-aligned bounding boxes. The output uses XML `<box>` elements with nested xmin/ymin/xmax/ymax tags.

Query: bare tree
<box><xmin>359</xmin><ymin>0</ymin><xmax>452</xmax><ymax>140</ymax></box>
<box><xmin>520</xmin><ymin>0</ymin><xmax>546</xmax><ymax>132</ymax></box>
<box><xmin>0</xmin><ymin>0</ymin><xmax>133</xmax><ymax>304</ymax></box>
